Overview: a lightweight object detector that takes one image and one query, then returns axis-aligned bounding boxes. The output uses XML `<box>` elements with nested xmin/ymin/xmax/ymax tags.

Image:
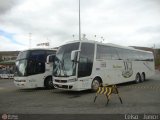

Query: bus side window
<box><xmin>37</xmin><ymin>62</ymin><xmax>45</xmax><ymax>73</ymax></box>
<box><xmin>96</xmin><ymin>45</ymin><xmax>119</xmax><ymax>60</ymax></box>
<box><xmin>27</xmin><ymin>60</ymin><xmax>34</xmax><ymax>75</ymax></box>
<box><xmin>78</xmin><ymin>43</ymin><xmax>94</xmax><ymax>77</ymax></box>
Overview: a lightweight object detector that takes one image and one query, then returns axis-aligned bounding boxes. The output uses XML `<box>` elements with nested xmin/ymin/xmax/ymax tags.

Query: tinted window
<box><xmin>27</xmin><ymin>50</ymin><xmax>46</xmax><ymax>75</ymax></box>
<box><xmin>27</xmin><ymin>59</ymin><xmax>45</xmax><ymax>75</ymax></box>
<box><xmin>116</xmin><ymin>48</ymin><xmax>154</xmax><ymax>61</ymax></box>
<box><xmin>146</xmin><ymin>53</ymin><xmax>154</xmax><ymax>61</ymax></box>
<box><xmin>29</xmin><ymin>50</ymin><xmax>46</xmax><ymax>62</ymax></box>
<box><xmin>96</xmin><ymin>45</ymin><xmax>119</xmax><ymax>60</ymax></box>
<box><xmin>116</xmin><ymin>48</ymin><xmax>129</xmax><ymax>60</ymax></box>
<box><xmin>78</xmin><ymin>43</ymin><xmax>95</xmax><ymax>77</ymax></box>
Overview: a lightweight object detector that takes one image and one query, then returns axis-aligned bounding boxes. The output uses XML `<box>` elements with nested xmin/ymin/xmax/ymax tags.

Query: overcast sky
<box><xmin>0</xmin><ymin>0</ymin><xmax>160</xmax><ymax>51</ymax></box>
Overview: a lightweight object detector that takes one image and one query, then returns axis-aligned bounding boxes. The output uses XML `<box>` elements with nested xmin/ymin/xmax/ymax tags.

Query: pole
<box><xmin>29</xmin><ymin>33</ymin><xmax>32</xmax><ymax>48</ymax></box>
<box><xmin>79</xmin><ymin>0</ymin><xmax>81</xmax><ymax>41</ymax></box>
<box><xmin>153</xmin><ymin>44</ymin><xmax>156</xmax><ymax>60</ymax></box>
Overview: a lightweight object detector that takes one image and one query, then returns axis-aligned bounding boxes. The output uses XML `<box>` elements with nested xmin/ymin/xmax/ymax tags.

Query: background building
<box><xmin>0</xmin><ymin>51</ymin><xmax>19</xmax><ymax>73</ymax></box>
<box><xmin>0</xmin><ymin>51</ymin><xmax>19</xmax><ymax>62</ymax></box>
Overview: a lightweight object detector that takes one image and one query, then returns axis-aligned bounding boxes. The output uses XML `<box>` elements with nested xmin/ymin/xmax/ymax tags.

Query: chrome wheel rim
<box><xmin>48</xmin><ymin>80</ymin><xmax>53</xmax><ymax>87</ymax></box>
<box><xmin>141</xmin><ymin>74</ymin><xmax>144</xmax><ymax>82</ymax></box>
<box><xmin>136</xmin><ymin>74</ymin><xmax>140</xmax><ymax>83</ymax></box>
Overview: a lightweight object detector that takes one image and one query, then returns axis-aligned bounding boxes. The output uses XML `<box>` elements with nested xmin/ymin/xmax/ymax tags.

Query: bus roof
<box><xmin>20</xmin><ymin>48</ymin><xmax>57</xmax><ymax>52</ymax></box>
<box><xmin>63</xmin><ymin>40</ymin><xmax>152</xmax><ymax>54</ymax></box>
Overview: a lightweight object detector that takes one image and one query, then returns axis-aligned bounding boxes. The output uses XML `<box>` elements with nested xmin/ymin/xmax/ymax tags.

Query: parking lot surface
<box><xmin>0</xmin><ymin>71</ymin><xmax>160</xmax><ymax>115</ymax></box>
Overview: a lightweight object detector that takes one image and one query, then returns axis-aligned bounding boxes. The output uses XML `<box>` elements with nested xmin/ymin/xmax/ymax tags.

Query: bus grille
<box><xmin>55</xmin><ymin>79</ymin><xmax>67</xmax><ymax>83</ymax></box>
<box><xmin>55</xmin><ymin>84</ymin><xmax>73</xmax><ymax>89</ymax></box>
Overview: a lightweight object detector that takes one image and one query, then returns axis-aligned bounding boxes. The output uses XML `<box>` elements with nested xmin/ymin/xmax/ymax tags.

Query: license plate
<box><xmin>59</xmin><ymin>85</ymin><xmax>62</xmax><ymax>87</ymax></box>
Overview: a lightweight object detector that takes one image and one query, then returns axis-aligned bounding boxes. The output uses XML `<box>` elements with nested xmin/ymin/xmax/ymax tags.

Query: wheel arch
<box><xmin>92</xmin><ymin>76</ymin><xmax>103</xmax><ymax>84</ymax></box>
<box><xmin>44</xmin><ymin>75</ymin><xmax>53</xmax><ymax>86</ymax></box>
<box><xmin>142</xmin><ymin>72</ymin><xmax>145</xmax><ymax>76</ymax></box>
<box><xmin>137</xmin><ymin>72</ymin><xmax>141</xmax><ymax>76</ymax></box>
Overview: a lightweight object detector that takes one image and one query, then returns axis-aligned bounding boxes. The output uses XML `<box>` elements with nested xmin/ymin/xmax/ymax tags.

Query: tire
<box><xmin>44</xmin><ymin>77</ymin><xmax>54</xmax><ymax>89</ymax></box>
<box><xmin>141</xmin><ymin>73</ymin><xmax>145</xmax><ymax>82</ymax></box>
<box><xmin>135</xmin><ymin>73</ymin><xmax>141</xmax><ymax>84</ymax></box>
<box><xmin>91</xmin><ymin>78</ymin><xmax>101</xmax><ymax>92</ymax></box>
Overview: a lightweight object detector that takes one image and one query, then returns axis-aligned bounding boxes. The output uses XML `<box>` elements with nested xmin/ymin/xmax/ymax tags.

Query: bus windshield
<box><xmin>15</xmin><ymin>59</ymin><xmax>27</xmax><ymax>76</ymax></box>
<box><xmin>15</xmin><ymin>50</ymin><xmax>54</xmax><ymax>77</ymax></box>
<box><xmin>16</xmin><ymin>51</ymin><xmax>28</xmax><ymax>60</ymax></box>
<box><xmin>53</xmin><ymin>42</ymin><xmax>79</xmax><ymax>77</ymax></box>
<box><xmin>15</xmin><ymin>51</ymin><xmax>29</xmax><ymax>76</ymax></box>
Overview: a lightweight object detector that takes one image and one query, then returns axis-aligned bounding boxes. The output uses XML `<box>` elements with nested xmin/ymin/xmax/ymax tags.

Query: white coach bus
<box><xmin>52</xmin><ymin>40</ymin><xmax>155</xmax><ymax>91</ymax></box>
<box><xmin>14</xmin><ymin>48</ymin><xmax>57</xmax><ymax>89</ymax></box>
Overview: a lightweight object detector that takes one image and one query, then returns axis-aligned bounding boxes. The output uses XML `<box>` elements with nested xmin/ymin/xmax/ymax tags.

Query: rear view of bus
<box><xmin>14</xmin><ymin>49</ymin><xmax>56</xmax><ymax>89</ymax></box>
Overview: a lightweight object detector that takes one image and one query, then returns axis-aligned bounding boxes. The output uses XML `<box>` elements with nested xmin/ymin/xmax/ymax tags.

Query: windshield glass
<box><xmin>15</xmin><ymin>59</ymin><xmax>27</xmax><ymax>76</ymax></box>
<box><xmin>15</xmin><ymin>50</ymin><xmax>54</xmax><ymax>77</ymax></box>
<box><xmin>17</xmin><ymin>51</ymin><xmax>28</xmax><ymax>60</ymax></box>
<box><xmin>53</xmin><ymin>42</ymin><xmax>79</xmax><ymax>77</ymax></box>
<box><xmin>14</xmin><ymin>51</ymin><xmax>29</xmax><ymax>76</ymax></box>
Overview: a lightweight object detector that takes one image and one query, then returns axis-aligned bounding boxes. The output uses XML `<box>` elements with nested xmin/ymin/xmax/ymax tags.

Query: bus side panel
<box><xmin>92</xmin><ymin>59</ymin><xmax>155</xmax><ymax>86</ymax></box>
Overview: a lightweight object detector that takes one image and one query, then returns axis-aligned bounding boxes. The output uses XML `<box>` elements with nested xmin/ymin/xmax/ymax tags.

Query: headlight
<box><xmin>68</xmin><ymin>78</ymin><xmax>76</xmax><ymax>82</ymax></box>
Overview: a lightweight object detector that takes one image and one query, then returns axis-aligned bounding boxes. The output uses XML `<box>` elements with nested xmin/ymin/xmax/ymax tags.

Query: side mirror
<box><xmin>46</xmin><ymin>54</ymin><xmax>55</xmax><ymax>64</ymax></box>
<box><xmin>71</xmin><ymin>50</ymin><xmax>80</xmax><ymax>62</ymax></box>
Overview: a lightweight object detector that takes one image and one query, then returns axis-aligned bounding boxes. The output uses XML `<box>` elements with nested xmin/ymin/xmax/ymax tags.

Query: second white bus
<box><xmin>14</xmin><ymin>48</ymin><xmax>57</xmax><ymax>89</ymax></box>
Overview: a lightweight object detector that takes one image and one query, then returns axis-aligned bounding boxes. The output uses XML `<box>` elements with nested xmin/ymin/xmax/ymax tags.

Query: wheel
<box><xmin>135</xmin><ymin>73</ymin><xmax>141</xmax><ymax>83</ymax></box>
<box><xmin>44</xmin><ymin>77</ymin><xmax>54</xmax><ymax>89</ymax></box>
<box><xmin>91</xmin><ymin>78</ymin><xmax>101</xmax><ymax>92</ymax></box>
<box><xmin>141</xmin><ymin>73</ymin><xmax>145</xmax><ymax>82</ymax></box>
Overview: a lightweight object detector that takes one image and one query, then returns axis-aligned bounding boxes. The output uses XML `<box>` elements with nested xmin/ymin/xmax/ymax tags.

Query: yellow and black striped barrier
<box><xmin>94</xmin><ymin>84</ymin><xmax>123</xmax><ymax>104</ymax></box>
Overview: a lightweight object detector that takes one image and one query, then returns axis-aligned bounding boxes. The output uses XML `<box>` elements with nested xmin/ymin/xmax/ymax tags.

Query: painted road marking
<box><xmin>126</xmin><ymin>86</ymin><xmax>160</xmax><ymax>91</ymax></box>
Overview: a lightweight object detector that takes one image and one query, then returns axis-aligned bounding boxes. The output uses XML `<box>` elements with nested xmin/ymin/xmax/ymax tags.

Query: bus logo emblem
<box><xmin>122</xmin><ymin>60</ymin><xmax>133</xmax><ymax>78</ymax></box>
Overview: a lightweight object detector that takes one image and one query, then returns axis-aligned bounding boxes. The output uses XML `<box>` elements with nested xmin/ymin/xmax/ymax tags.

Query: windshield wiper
<box><xmin>55</xmin><ymin>56</ymin><xmax>68</xmax><ymax>77</ymax></box>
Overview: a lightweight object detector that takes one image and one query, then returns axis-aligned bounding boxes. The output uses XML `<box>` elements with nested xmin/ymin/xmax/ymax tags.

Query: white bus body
<box><xmin>52</xmin><ymin>40</ymin><xmax>155</xmax><ymax>91</ymax></box>
<box><xmin>14</xmin><ymin>48</ymin><xmax>56</xmax><ymax>89</ymax></box>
